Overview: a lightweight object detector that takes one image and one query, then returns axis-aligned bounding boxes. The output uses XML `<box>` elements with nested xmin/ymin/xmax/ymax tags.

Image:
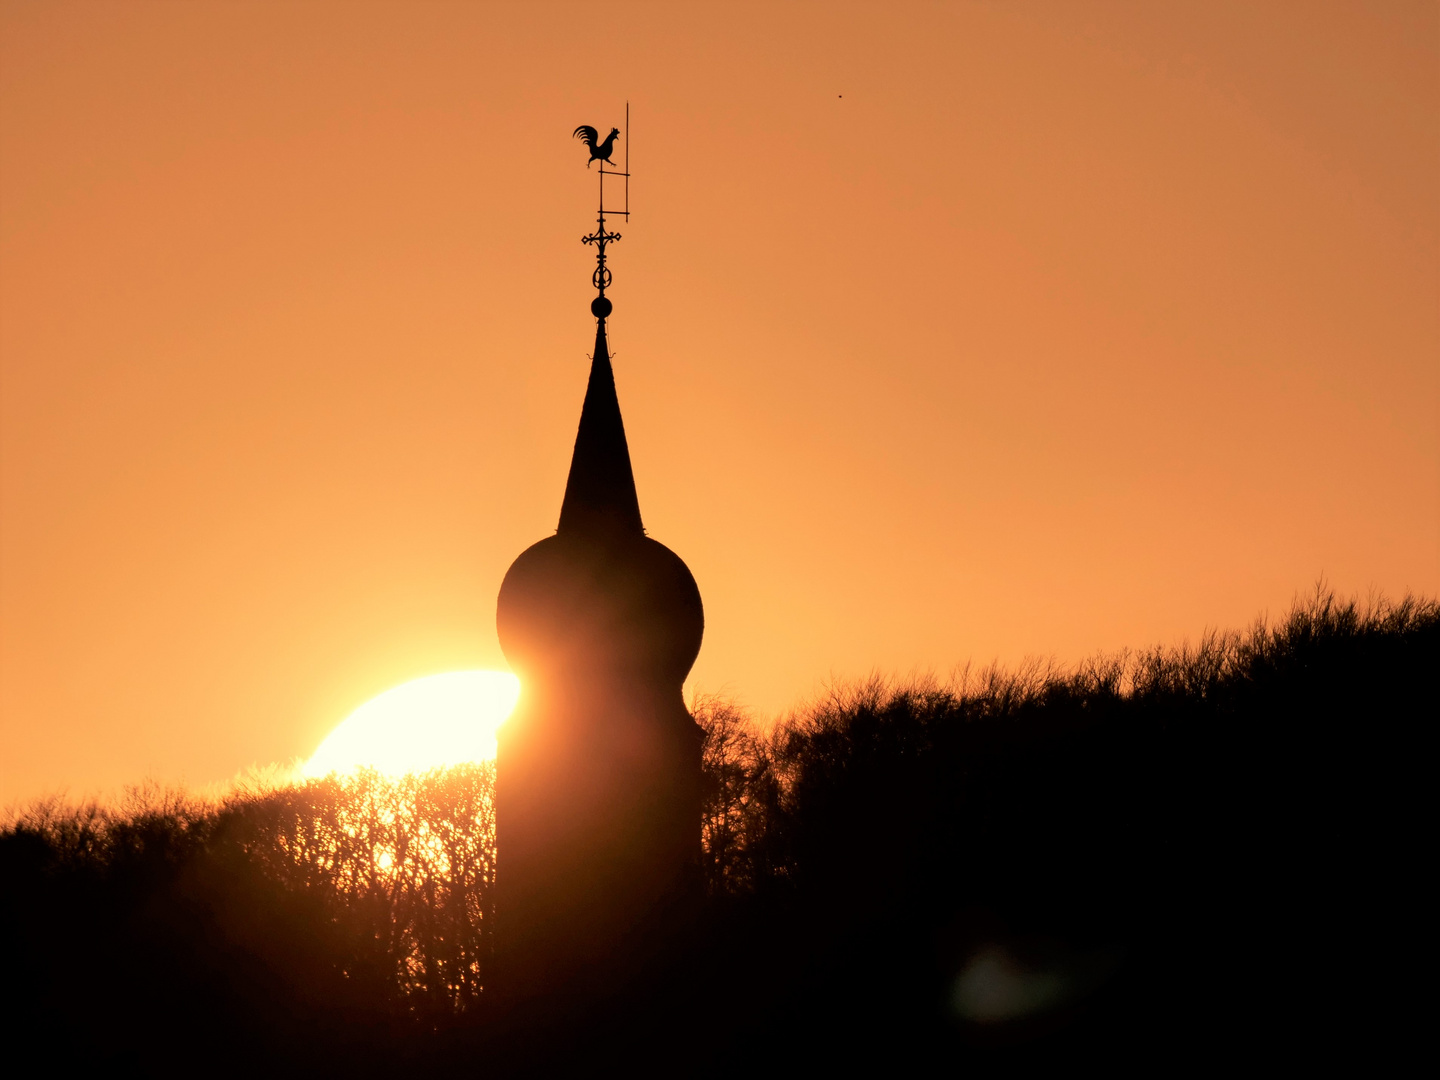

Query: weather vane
<box><xmin>573</xmin><ymin>103</ymin><xmax>629</xmax><ymax>321</ymax></box>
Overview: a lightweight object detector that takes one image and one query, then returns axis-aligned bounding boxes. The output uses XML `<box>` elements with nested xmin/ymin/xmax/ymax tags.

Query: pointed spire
<box><xmin>557</xmin><ymin>318</ymin><xmax>644</xmax><ymax>536</ymax></box>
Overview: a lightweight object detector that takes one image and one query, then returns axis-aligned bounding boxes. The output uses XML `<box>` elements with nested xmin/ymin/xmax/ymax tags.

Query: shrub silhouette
<box><xmin>3</xmin><ymin>587</ymin><xmax>1433</xmax><ymax>1070</ymax></box>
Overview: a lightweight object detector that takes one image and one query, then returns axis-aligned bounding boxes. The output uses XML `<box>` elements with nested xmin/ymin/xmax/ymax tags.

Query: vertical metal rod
<box><xmin>625</xmin><ymin>101</ymin><xmax>630</xmax><ymax>219</ymax></box>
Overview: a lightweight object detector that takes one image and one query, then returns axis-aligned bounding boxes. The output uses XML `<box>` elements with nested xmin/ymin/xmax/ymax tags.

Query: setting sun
<box><xmin>303</xmin><ymin>671</ymin><xmax>520</xmax><ymax>779</ymax></box>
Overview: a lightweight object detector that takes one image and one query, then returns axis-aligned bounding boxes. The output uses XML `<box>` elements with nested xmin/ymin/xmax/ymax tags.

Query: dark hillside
<box><xmin>3</xmin><ymin>589</ymin><xmax>1432</xmax><ymax>1071</ymax></box>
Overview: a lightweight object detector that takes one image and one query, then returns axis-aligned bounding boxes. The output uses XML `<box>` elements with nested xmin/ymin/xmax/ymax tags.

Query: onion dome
<box><xmin>497</xmin><ymin>319</ymin><xmax>703</xmax><ymax>683</ymax></box>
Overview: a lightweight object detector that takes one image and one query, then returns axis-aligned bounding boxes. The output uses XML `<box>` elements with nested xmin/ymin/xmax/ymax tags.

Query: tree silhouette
<box><xmin>3</xmin><ymin>587</ymin><xmax>1433</xmax><ymax>1070</ymax></box>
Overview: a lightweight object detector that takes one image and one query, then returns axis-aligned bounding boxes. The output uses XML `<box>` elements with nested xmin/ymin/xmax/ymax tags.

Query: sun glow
<box><xmin>303</xmin><ymin>671</ymin><xmax>520</xmax><ymax>779</ymax></box>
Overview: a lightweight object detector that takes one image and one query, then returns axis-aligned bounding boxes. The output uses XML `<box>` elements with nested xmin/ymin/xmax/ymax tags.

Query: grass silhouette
<box><xmin>4</xmin><ymin>587</ymin><xmax>1433</xmax><ymax>1071</ymax></box>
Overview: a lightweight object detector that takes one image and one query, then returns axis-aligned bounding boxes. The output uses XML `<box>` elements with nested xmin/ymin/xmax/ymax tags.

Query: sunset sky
<box><xmin>2</xmin><ymin>1</ymin><xmax>1436</xmax><ymax>804</ymax></box>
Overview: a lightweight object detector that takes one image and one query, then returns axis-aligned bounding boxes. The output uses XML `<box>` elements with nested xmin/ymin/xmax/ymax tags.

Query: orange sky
<box><xmin>2</xmin><ymin>1</ymin><xmax>1436</xmax><ymax>804</ymax></box>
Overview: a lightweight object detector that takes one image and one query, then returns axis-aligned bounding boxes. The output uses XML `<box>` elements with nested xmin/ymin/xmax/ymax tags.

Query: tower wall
<box><xmin>493</xmin><ymin>324</ymin><xmax>703</xmax><ymax>998</ymax></box>
<box><xmin>494</xmin><ymin>674</ymin><xmax>701</xmax><ymax>996</ymax></box>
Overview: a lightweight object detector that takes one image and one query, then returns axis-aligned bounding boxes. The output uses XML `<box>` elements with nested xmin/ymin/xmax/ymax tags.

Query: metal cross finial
<box><xmin>581</xmin><ymin>214</ymin><xmax>622</xmax><ymax>298</ymax></box>
<box><xmin>575</xmin><ymin>103</ymin><xmax>629</xmax><ymax>320</ymax></box>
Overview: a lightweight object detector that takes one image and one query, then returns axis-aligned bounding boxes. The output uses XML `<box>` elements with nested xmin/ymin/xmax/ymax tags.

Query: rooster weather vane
<box><xmin>573</xmin><ymin>125</ymin><xmax>620</xmax><ymax>168</ymax></box>
<box><xmin>574</xmin><ymin>105</ymin><xmax>629</xmax><ymax>321</ymax></box>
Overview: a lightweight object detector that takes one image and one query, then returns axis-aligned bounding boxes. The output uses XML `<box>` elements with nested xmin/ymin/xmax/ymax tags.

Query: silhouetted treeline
<box><xmin>3</xmin><ymin>589</ymin><xmax>1433</xmax><ymax>1071</ymax></box>
<box><xmin>684</xmin><ymin>588</ymin><xmax>1436</xmax><ymax>1067</ymax></box>
<box><xmin>3</xmin><ymin>768</ymin><xmax>494</xmax><ymax>1073</ymax></box>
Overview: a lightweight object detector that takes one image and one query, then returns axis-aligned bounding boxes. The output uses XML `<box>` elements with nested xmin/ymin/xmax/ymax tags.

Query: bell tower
<box><xmin>494</xmin><ymin>113</ymin><xmax>704</xmax><ymax>998</ymax></box>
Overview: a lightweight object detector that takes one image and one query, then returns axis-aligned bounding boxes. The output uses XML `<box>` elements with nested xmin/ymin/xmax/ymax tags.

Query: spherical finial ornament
<box><xmin>591</xmin><ymin>295</ymin><xmax>613</xmax><ymax>319</ymax></box>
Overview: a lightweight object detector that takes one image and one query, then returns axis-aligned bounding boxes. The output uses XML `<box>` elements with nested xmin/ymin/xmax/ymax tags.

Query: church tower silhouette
<box><xmin>494</xmin><ymin>127</ymin><xmax>704</xmax><ymax>998</ymax></box>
